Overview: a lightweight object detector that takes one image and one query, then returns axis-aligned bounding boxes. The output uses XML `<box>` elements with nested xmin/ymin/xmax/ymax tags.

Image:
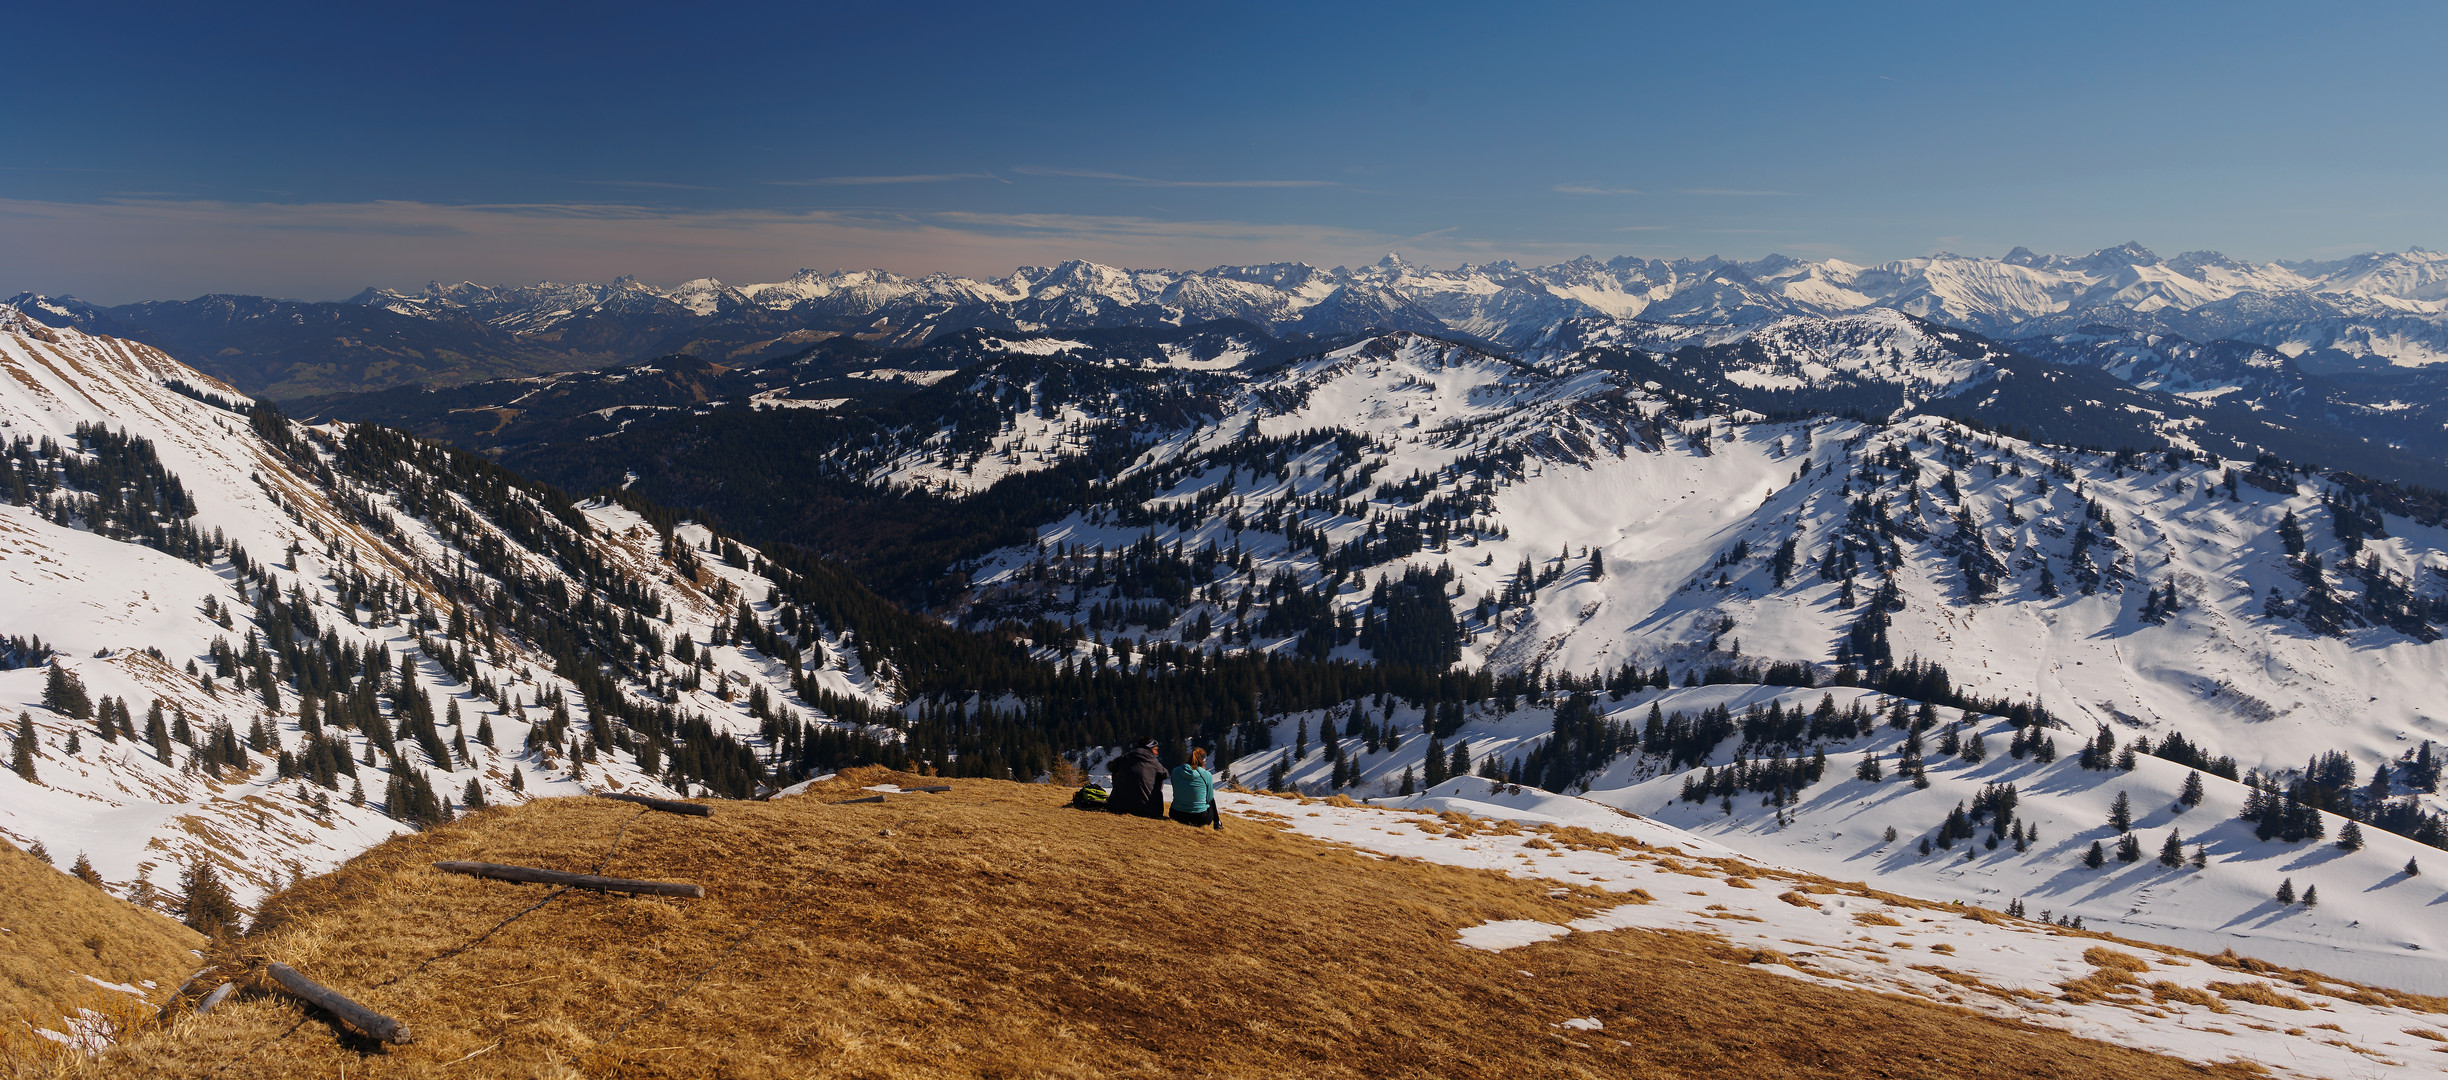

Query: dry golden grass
<box><xmin>1853</xmin><ymin>912</ymin><xmax>1903</xmax><ymax>927</ymax></box>
<box><xmin>0</xmin><ymin>840</ymin><xmax>205</xmax><ymax>1075</ymax></box>
<box><xmin>84</xmin><ymin>771</ymin><xmax>2276</xmax><ymax>1079</ymax></box>
<box><xmin>2083</xmin><ymin>947</ymin><xmax>2152</xmax><ymax>974</ymax></box>
<box><xmin>2209</xmin><ymin>981</ymin><xmax>2315</xmax><ymax>1011</ymax></box>
<box><xmin>2147</xmin><ymin>982</ymin><xmax>2229</xmax><ymax>1012</ymax></box>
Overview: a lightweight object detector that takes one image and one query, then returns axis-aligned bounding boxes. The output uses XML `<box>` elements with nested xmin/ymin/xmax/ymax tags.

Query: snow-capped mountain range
<box><xmin>339</xmin><ymin>244</ymin><xmax>2448</xmax><ymax>368</ymax></box>
<box><xmin>12</xmin><ymin>294</ymin><xmax>2448</xmax><ymax>1009</ymax></box>
<box><xmin>9</xmin><ymin>245</ymin><xmax>2448</xmax><ymax>402</ymax></box>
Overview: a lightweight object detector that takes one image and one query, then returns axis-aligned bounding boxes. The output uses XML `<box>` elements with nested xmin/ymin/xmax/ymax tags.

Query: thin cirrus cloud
<box><xmin>1011</xmin><ymin>166</ymin><xmax>1336</xmax><ymax>189</ymax></box>
<box><xmin>767</xmin><ymin>173</ymin><xmax>1004</xmax><ymax>186</ymax></box>
<box><xmin>570</xmin><ymin>179</ymin><xmax>720</xmax><ymax>190</ymax></box>
<box><xmin>1553</xmin><ymin>183</ymin><xmax>1641</xmax><ymax>196</ymax></box>
<box><xmin>1679</xmin><ymin>188</ymin><xmax>1794</xmax><ymax>196</ymax></box>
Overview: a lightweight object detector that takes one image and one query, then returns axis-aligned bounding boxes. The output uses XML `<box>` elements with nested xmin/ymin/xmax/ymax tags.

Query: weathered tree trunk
<box><xmin>595</xmin><ymin>790</ymin><xmax>711</xmax><ymax>816</ymax></box>
<box><xmin>264</xmin><ymin>963</ymin><xmax>410</xmax><ymax>1044</ymax></box>
<box><xmin>432</xmin><ymin>860</ymin><xmax>704</xmax><ymax>898</ymax></box>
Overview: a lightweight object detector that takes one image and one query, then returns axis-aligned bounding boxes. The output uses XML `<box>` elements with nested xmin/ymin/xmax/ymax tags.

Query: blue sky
<box><xmin>4</xmin><ymin>1</ymin><xmax>2442</xmax><ymax>301</ymax></box>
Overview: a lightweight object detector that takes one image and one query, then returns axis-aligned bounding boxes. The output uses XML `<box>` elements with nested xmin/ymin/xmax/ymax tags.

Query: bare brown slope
<box><xmin>0</xmin><ymin>840</ymin><xmax>204</xmax><ymax>1062</ymax></box>
<box><xmin>97</xmin><ymin>773</ymin><xmax>2247</xmax><ymax>1079</ymax></box>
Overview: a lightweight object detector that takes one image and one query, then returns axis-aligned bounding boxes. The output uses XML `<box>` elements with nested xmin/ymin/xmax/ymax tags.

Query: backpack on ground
<box><xmin>1069</xmin><ymin>783</ymin><xmax>1109</xmax><ymax>811</ymax></box>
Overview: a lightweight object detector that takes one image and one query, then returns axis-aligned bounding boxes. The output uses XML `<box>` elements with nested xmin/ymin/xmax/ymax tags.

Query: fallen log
<box><xmin>194</xmin><ymin>982</ymin><xmax>235</xmax><ymax>1016</ymax></box>
<box><xmin>830</xmin><ymin>794</ymin><xmax>886</xmax><ymax>805</ymax></box>
<box><xmin>594</xmin><ymin>791</ymin><xmax>712</xmax><ymax>817</ymax></box>
<box><xmin>432</xmin><ymin>860</ymin><xmax>705</xmax><ymax>898</ymax></box>
<box><xmin>157</xmin><ymin>968</ymin><xmax>211</xmax><ymax>1021</ymax></box>
<box><xmin>898</xmin><ymin>785</ymin><xmax>952</xmax><ymax>794</ymax></box>
<box><xmin>264</xmin><ymin>963</ymin><xmax>410</xmax><ymax>1044</ymax></box>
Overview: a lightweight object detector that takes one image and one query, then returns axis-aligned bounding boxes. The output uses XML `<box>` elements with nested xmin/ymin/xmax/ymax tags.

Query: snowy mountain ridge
<box><xmin>321</xmin><ymin>245</ymin><xmax>2448</xmax><ymax>371</ymax></box>
<box><xmin>0</xmin><ymin>313</ymin><xmax>898</xmax><ymax>910</ymax></box>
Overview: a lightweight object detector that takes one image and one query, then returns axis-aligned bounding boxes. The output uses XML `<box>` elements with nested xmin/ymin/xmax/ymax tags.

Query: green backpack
<box><xmin>1069</xmin><ymin>783</ymin><xmax>1109</xmax><ymax>811</ymax></box>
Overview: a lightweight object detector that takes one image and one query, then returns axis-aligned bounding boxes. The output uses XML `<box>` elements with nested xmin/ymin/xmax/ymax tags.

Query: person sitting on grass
<box><xmin>1106</xmin><ymin>737</ymin><xmax>1168</xmax><ymax>819</ymax></box>
<box><xmin>1169</xmin><ymin>746</ymin><xmax>1222</xmax><ymax>831</ymax></box>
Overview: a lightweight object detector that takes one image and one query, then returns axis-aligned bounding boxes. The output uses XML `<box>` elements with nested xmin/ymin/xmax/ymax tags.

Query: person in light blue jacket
<box><xmin>1168</xmin><ymin>747</ymin><xmax>1223</xmax><ymax>830</ymax></box>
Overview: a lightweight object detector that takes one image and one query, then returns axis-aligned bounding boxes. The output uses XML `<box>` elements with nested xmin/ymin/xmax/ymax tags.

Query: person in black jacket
<box><xmin>1105</xmin><ymin>738</ymin><xmax>1167</xmax><ymax>819</ymax></box>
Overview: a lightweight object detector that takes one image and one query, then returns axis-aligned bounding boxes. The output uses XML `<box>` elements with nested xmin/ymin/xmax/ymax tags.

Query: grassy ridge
<box><xmin>90</xmin><ymin>775</ymin><xmax>2252</xmax><ymax>1079</ymax></box>
<box><xmin>0</xmin><ymin>840</ymin><xmax>203</xmax><ymax>1071</ymax></box>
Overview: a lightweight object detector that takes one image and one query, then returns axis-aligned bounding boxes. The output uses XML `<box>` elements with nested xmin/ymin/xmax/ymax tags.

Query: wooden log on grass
<box><xmin>898</xmin><ymin>785</ymin><xmax>952</xmax><ymax>794</ymax></box>
<box><xmin>594</xmin><ymin>790</ymin><xmax>712</xmax><ymax>816</ymax></box>
<box><xmin>193</xmin><ymin>982</ymin><xmax>235</xmax><ymax>1016</ymax></box>
<box><xmin>432</xmin><ymin>860</ymin><xmax>705</xmax><ymax>898</ymax></box>
<box><xmin>830</xmin><ymin>794</ymin><xmax>886</xmax><ymax>804</ymax></box>
<box><xmin>264</xmin><ymin>963</ymin><xmax>410</xmax><ymax>1044</ymax></box>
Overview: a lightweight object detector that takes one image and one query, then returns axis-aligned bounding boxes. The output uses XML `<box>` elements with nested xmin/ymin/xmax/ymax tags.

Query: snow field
<box><xmin>1231</xmin><ymin>790</ymin><xmax>2448</xmax><ymax>1080</ymax></box>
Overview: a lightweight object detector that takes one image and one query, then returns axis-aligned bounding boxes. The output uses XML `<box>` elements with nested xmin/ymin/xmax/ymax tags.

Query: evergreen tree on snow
<box><xmin>2084</xmin><ymin>840</ymin><xmax>2106</xmax><ymax>868</ymax></box>
<box><xmin>2337</xmin><ymin>819</ymin><xmax>2364</xmax><ymax>852</ymax></box>
<box><xmin>2178</xmin><ymin>770</ymin><xmax>2205</xmax><ymax>808</ymax></box>
<box><xmin>2275</xmin><ymin>878</ymin><xmax>2296</xmax><ymax>904</ymax></box>
<box><xmin>2108</xmin><ymin>790</ymin><xmax>2132</xmax><ymax>833</ymax></box>
<box><xmin>42</xmin><ymin>665</ymin><xmax>92</xmax><ymax>719</ymax></box>
<box><xmin>10</xmin><ymin>712</ymin><xmax>37</xmax><ymax>782</ymax></box>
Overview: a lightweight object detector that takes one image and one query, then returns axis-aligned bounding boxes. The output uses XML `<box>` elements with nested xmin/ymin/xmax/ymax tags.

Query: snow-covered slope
<box><xmin>1241</xmin><ymin>789</ymin><xmax>2448</xmax><ymax>1078</ymax></box>
<box><xmin>918</xmin><ymin>329</ymin><xmax>2448</xmax><ymax>989</ymax></box>
<box><xmin>0</xmin><ymin>314</ymin><xmax>896</xmax><ymax>911</ymax></box>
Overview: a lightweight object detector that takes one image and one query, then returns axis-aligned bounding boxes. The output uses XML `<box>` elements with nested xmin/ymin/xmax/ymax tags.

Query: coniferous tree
<box><xmin>176</xmin><ymin>858</ymin><xmax>242</xmax><ymax>938</ymax></box>
<box><xmin>2337</xmin><ymin>819</ymin><xmax>2364</xmax><ymax>852</ymax></box>
<box><xmin>70</xmin><ymin>853</ymin><xmax>104</xmax><ymax>887</ymax></box>
<box><xmin>2191</xmin><ymin>844</ymin><xmax>2208</xmax><ymax>869</ymax></box>
<box><xmin>2405</xmin><ymin>857</ymin><xmax>2421</xmax><ymax>877</ymax></box>
<box><xmin>2301</xmin><ymin>884</ymin><xmax>2318</xmax><ymax>908</ymax></box>
<box><xmin>2179</xmin><ymin>770</ymin><xmax>2205</xmax><ymax>808</ymax></box>
<box><xmin>2158</xmin><ymin>829</ymin><xmax>2185</xmax><ymax>868</ymax></box>
<box><xmin>2084</xmin><ymin>840</ymin><xmax>2106</xmax><ymax>868</ymax></box>
<box><xmin>2275</xmin><ymin>877</ymin><xmax>2296</xmax><ymax>904</ymax></box>
<box><xmin>2109</xmin><ymin>790</ymin><xmax>2132</xmax><ymax>833</ymax></box>
<box><xmin>1855</xmin><ymin>751</ymin><xmax>1884</xmax><ymax>782</ymax></box>
<box><xmin>2116</xmin><ymin>834</ymin><xmax>2143</xmax><ymax>863</ymax></box>
<box><xmin>42</xmin><ymin>665</ymin><xmax>92</xmax><ymax>719</ymax></box>
<box><xmin>10</xmin><ymin>712</ymin><xmax>37</xmax><ymax>782</ymax></box>
<box><xmin>1399</xmin><ymin>766</ymin><xmax>1415</xmax><ymax>796</ymax></box>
